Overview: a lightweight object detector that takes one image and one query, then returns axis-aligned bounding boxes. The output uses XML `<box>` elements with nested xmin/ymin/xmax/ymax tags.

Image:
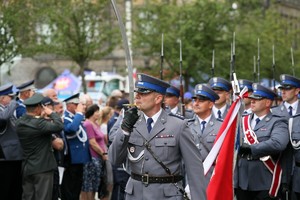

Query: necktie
<box><xmin>289</xmin><ymin>106</ymin><xmax>293</xmax><ymax>116</ymax></box>
<box><xmin>147</xmin><ymin>118</ymin><xmax>153</xmax><ymax>133</ymax></box>
<box><xmin>201</xmin><ymin>121</ymin><xmax>206</xmax><ymax>133</ymax></box>
<box><xmin>255</xmin><ymin>118</ymin><xmax>260</xmax><ymax>126</ymax></box>
<box><xmin>217</xmin><ymin>110</ymin><xmax>222</xmax><ymax>119</ymax></box>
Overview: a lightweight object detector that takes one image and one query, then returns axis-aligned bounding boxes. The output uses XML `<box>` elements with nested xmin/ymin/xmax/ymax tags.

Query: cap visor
<box><xmin>248</xmin><ymin>94</ymin><xmax>264</xmax><ymax>100</ymax></box>
<box><xmin>278</xmin><ymin>85</ymin><xmax>294</xmax><ymax>89</ymax></box>
<box><xmin>192</xmin><ymin>95</ymin><xmax>211</xmax><ymax>101</ymax></box>
<box><xmin>134</xmin><ymin>88</ymin><xmax>154</xmax><ymax>94</ymax></box>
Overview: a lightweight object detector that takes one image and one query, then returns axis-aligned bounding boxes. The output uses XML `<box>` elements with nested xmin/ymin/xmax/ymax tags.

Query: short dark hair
<box><xmin>85</xmin><ymin>104</ymin><xmax>99</xmax><ymax>119</ymax></box>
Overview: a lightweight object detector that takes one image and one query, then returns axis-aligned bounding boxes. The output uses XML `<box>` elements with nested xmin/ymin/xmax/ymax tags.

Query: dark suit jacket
<box><xmin>16</xmin><ymin>112</ymin><xmax>63</xmax><ymax>176</ymax></box>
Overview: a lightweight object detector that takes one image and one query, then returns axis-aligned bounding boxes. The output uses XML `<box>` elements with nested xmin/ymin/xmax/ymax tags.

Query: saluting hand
<box><xmin>76</xmin><ymin>103</ymin><xmax>85</xmax><ymax>113</ymax></box>
<box><xmin>42</xmin><ymin>105</ymin><xmax>53</xmax><ymax>116</ymax></box>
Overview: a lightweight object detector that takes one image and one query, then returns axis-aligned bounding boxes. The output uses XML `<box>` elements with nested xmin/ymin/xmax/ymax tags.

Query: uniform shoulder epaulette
<box><xmin>168</xmin><ymin>112</ymin><xmax>184</xmax><ymax>120</ymax></box>
<box><xmin>271</xmin><ymin>113</ymin><xmax>282</xmax><ymax>118</ymax></box>
<box><xmin>187</xmin><ymin>118</ymin><xmax>195</xmax><ymax>123</ymax></box>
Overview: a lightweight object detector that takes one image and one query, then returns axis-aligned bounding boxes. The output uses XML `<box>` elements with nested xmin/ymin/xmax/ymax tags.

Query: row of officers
<box><xmin>0</xmin><ymin>72</ymin><xmax>300</xmax><ymax>200</ymax></box>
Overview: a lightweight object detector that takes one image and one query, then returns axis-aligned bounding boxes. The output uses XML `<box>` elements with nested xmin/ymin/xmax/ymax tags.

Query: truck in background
<box><xmin>82</xmin><ymin>71</ymin><xmax>129</xmax><ymax>103</ymax></box>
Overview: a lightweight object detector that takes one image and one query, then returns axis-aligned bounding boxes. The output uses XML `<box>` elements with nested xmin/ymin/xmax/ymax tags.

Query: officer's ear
<box><xmin>295</xmin><ymin>88</ymin><xmax>300</xmax><ymax>95</ymax></box>
<box><xmin>154</xmin><ymin>93</ymin><xmax>164</xmax><ymax>104</ymax></box>
<box><xmin>265</xmin><ymin>99</ymin><xmax>273</xmax><ymax>108</ymax></box>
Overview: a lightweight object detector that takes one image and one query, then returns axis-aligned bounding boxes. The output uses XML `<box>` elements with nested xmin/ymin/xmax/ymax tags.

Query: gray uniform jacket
<box><xmin>0</xmin><ymin>100</ymin><xmax>23</xmax><ymax>160</ymax></box>
<box><xmin>236</xmin><ymin>112</ymin><xmax>289</xmax><ymax>191</ymax></box>
<box><xmin>273</xmin><ymin>102</ymin><xmax>300</xmax><ymax>192</ymax></box>
<box><xmin>108</xmin><ymin>109</ymin><xmax>206</xmax><ymax>200</ymax></box>
<box><xmin>188</xmin><ymin>114</ymin><xmax>222</xmax><ymax>187</ymax></box>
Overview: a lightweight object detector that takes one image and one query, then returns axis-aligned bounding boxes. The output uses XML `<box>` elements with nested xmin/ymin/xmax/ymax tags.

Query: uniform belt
<box><xmin>296</xmin><ymin>162</ymin><xmax>300</xmax><ymax>167</ymax></box>
<box><xmin>131</xmin><ymin>172</ymin><xmax>183</xmax><ymax>184</ymax></box>
<box><xmin>239</xmin><ymin>153</ymin><xmax>258</xmax><ymax>161</ymax></box>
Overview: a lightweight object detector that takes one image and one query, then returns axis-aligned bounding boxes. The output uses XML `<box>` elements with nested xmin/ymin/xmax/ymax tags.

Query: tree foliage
<box><xmin>3</xmin><ymin>0</ymin><xmax>120</xmax><ymax>92</ymax></box>
<box><xmin>133</xmin><ymin>0</ymin><xmax>300</xmax><ymax>89</ymax></box>
<box><xmin>0</xmin><ymin>2</ymin><xmax>19</xmax><ymax>82</ymax></box>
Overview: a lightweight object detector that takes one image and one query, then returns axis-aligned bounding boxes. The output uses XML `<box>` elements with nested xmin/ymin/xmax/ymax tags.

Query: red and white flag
<box><xmin>204</xmin><ymin>88</ymin><xmax>248</xmax><ymax>200</ymax></box>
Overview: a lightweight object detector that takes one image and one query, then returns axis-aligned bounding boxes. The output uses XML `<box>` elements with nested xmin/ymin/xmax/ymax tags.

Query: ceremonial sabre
<box><xmin>211</xmin><ymin>49</ymin><xmax>215</xmax><ymax>77</ymax></box>
<box><xmin>257</xmin><ymin>38</ymin><xmax>260</xmax><ymax>83</ymax></box>
<box><xmin>160</xmin><ymin>33</ymin><xmax>164</xmax><ymax>80</ymax></box>
<box><xmin>110</xmin><ymin>0</ymin><xmax>134</xmax><ymax>104</ymax></box>
<box><xmin>179</xmin><ymin>39</ymin><xmax>185</xmax><ymax>117</ymax></box>
<box><xmin>291</xmin><ymin>47</ymin><xmax>295</xmax><ymax>76</ymax></box>
<box><xmin>272</xmin><ymin>45</ymin><xmax>277</xmax><ymax>106</ymax></box>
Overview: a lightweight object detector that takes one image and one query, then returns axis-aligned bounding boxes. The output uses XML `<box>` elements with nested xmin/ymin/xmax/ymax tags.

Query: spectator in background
<box><xmin>43</xmin><ymin>89</ymin><xmax>58</xmax><ymax>101</ymax></box>
<box><xmin>83</xmin><ymin>94</ymin><xmax>93</xmax><ymax>109</ymax></box>
<box><xmin>0</xmin><ymin>84</ymin><xmax>23</xmax><ymax>200</ymax></box>
<box><xmin>81</xmin><ymin>104</ymin><xmax>107</xmax><ymax>200</ymax></box>
<box><xmin>16</xmin><ymin>93</ymin><xmax>64</xmax><ymax>200</ymax></box>
<box><xmin>107</xmin><ymin>98</ymin><xmax>129</xmax><ymax>137</ymax></box>
<box><xmin>106</xmin><ymin>96</ymin><xmax>120</xmax><ymax>109</ymax></box>
<box><xmin>111</xmin><ymin>89</ymin><xmax>123</xmax><ymax>99</ymax></box>
<box><xmin>99</xmin><ymin>106</ymin><xmax>114</xmax><ymax>144</ymax></box>
<box><xmin>16</xmin><ymin>80</ymin><xmax>35</xmax><ymax>118</ymax></box>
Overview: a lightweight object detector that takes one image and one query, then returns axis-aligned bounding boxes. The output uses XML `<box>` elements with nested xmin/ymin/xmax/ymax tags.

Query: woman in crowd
<box><xmin>80</xmin><ymin>104</ymin><xmax>107</xmax><ymax>200</ymax></box>
<box><xmin>99</xmin><ymin>106</ymin><xmax>114</xmax><ymax>144</ymax></box>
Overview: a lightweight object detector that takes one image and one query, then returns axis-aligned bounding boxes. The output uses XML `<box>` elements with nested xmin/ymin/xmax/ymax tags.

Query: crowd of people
<box><xmin>1</xmin><ymin>72</ymin><xmax>300</xmax><ymax>200</ymax></box>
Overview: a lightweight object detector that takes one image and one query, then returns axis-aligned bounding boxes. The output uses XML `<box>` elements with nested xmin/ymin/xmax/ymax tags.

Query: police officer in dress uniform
<box><xmin>165</xmin><ymin>86</ymin><xmax>194</xmax><ymax>119</ymax></box>
<box><xmin>108</xmin><ymin>73</ymin><xmax>206</xmax><ymax>200</ymax></box>
<box><xmin>208</xmin><ymin>77</ymin><xmax>232</xmax><ymax>120</ymax></box>
<box><xmin>16</xmin><ymin>93</ymin><xmax>64</xmax><ymax>200</ymax></box>
<box><xmin>272</xmin><ymin>74</ymin><xmax>300</xmax><ymax>200</ymax></box>
<box><xmin>0</xmin><ymin>84</ymin><xmax>23</xmax><ymax>200</ymax></box>
<box><xmin>164</xmin><ymin>86</ymin><xmax>181</xmax><ymax>114</ymax></box>
<box><xmin>188</xmin><ymin>84</ymin><xmax>222</xmax><ymax>187</ymax></box>
<box><xmin>238</xmin><ymin>79</ymin><xmax>254</xmax><ymax>114</ymax></box>
<box><xmin>16</xmin><ymin>80</ymin><xmax>35</xmax><ymax>118</ymax></box>
<box><xmin>61</xmin><ymin>93</ymin><xmax>91</xmax><ymax>200</ymax></box>
<box><xmin>235</xmin><ymin>83</ymin><xmax>289</xmax><ymax>200</ymax></box>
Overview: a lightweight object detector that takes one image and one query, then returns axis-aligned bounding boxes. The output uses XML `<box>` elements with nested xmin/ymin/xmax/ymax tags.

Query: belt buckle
<box><xmin>141</xmin><ymin>174</ymin><xmax>149</xmax><ymax>185</ymax></box>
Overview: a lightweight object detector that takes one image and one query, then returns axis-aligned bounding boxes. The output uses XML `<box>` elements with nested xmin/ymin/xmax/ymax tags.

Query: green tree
<box><xmin>0</xmin><ymin>3</ymin><xmax>19</xmax><ymax>83</ymax></box>
<box><xmin>6</xmin><ymin>0</ymin><xmax>119</xmax><ymax>92</ymax></box>
<box><xmin>133</xmin><ymin>0</ymin><xmax>237</xmax><ymax>90</ymax></box>
<box><xmin>133</xmin><ymin>0</ymin><xmax>300</xmax><ymax>89</ymax></box>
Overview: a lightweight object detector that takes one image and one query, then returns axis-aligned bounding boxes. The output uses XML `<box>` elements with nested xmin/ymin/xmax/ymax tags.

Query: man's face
<box><xmin>164</xmin><ymin>95</ymin><xmax>179</xmax><ymax>109</ymax></box>
<box><xmin>250</xmin><ymin>98</ymin><xmax>271</xmax><ymax>115</ymax></box>
<box><xmin>192</xmin><ymin>98</ymin><xmax>213</xmax><ymax>116</ymax></box>
<box><xmin>243</xmin><ymin>91</ymin><xmax>253</xmax><ymax>106</ymax></box>
<box><xmin>135</xmin><ymin>91</ymin><xmax>162</xmax><ymax>113</ymax></box>
<box><xmin>0</xmin><ymin>95</ymin><xmax>13</xmax><ymax>106</ymax></box>
<box><xmin>281</xmin><ymin>87</ymin><xmax>300</xmax><ymax>104</ymax></box>
<box><xmin>48</xmin><ymin>90</ymin><xmax>58</xmax><ymax>101</ymax></box>
<box><xmin>22</xmin><ymin>89</ymin><xmax>35</xmax><ymax>99</ymax></box>
<box><xmin>214</xmin><ymin>90</ymin><xmax>229</xmax><ymax>106</ymax></box>
<box><xmin>54</xmin><ymin>103</ymin><xmax>64</xmax><ymax>116</ymax></box>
